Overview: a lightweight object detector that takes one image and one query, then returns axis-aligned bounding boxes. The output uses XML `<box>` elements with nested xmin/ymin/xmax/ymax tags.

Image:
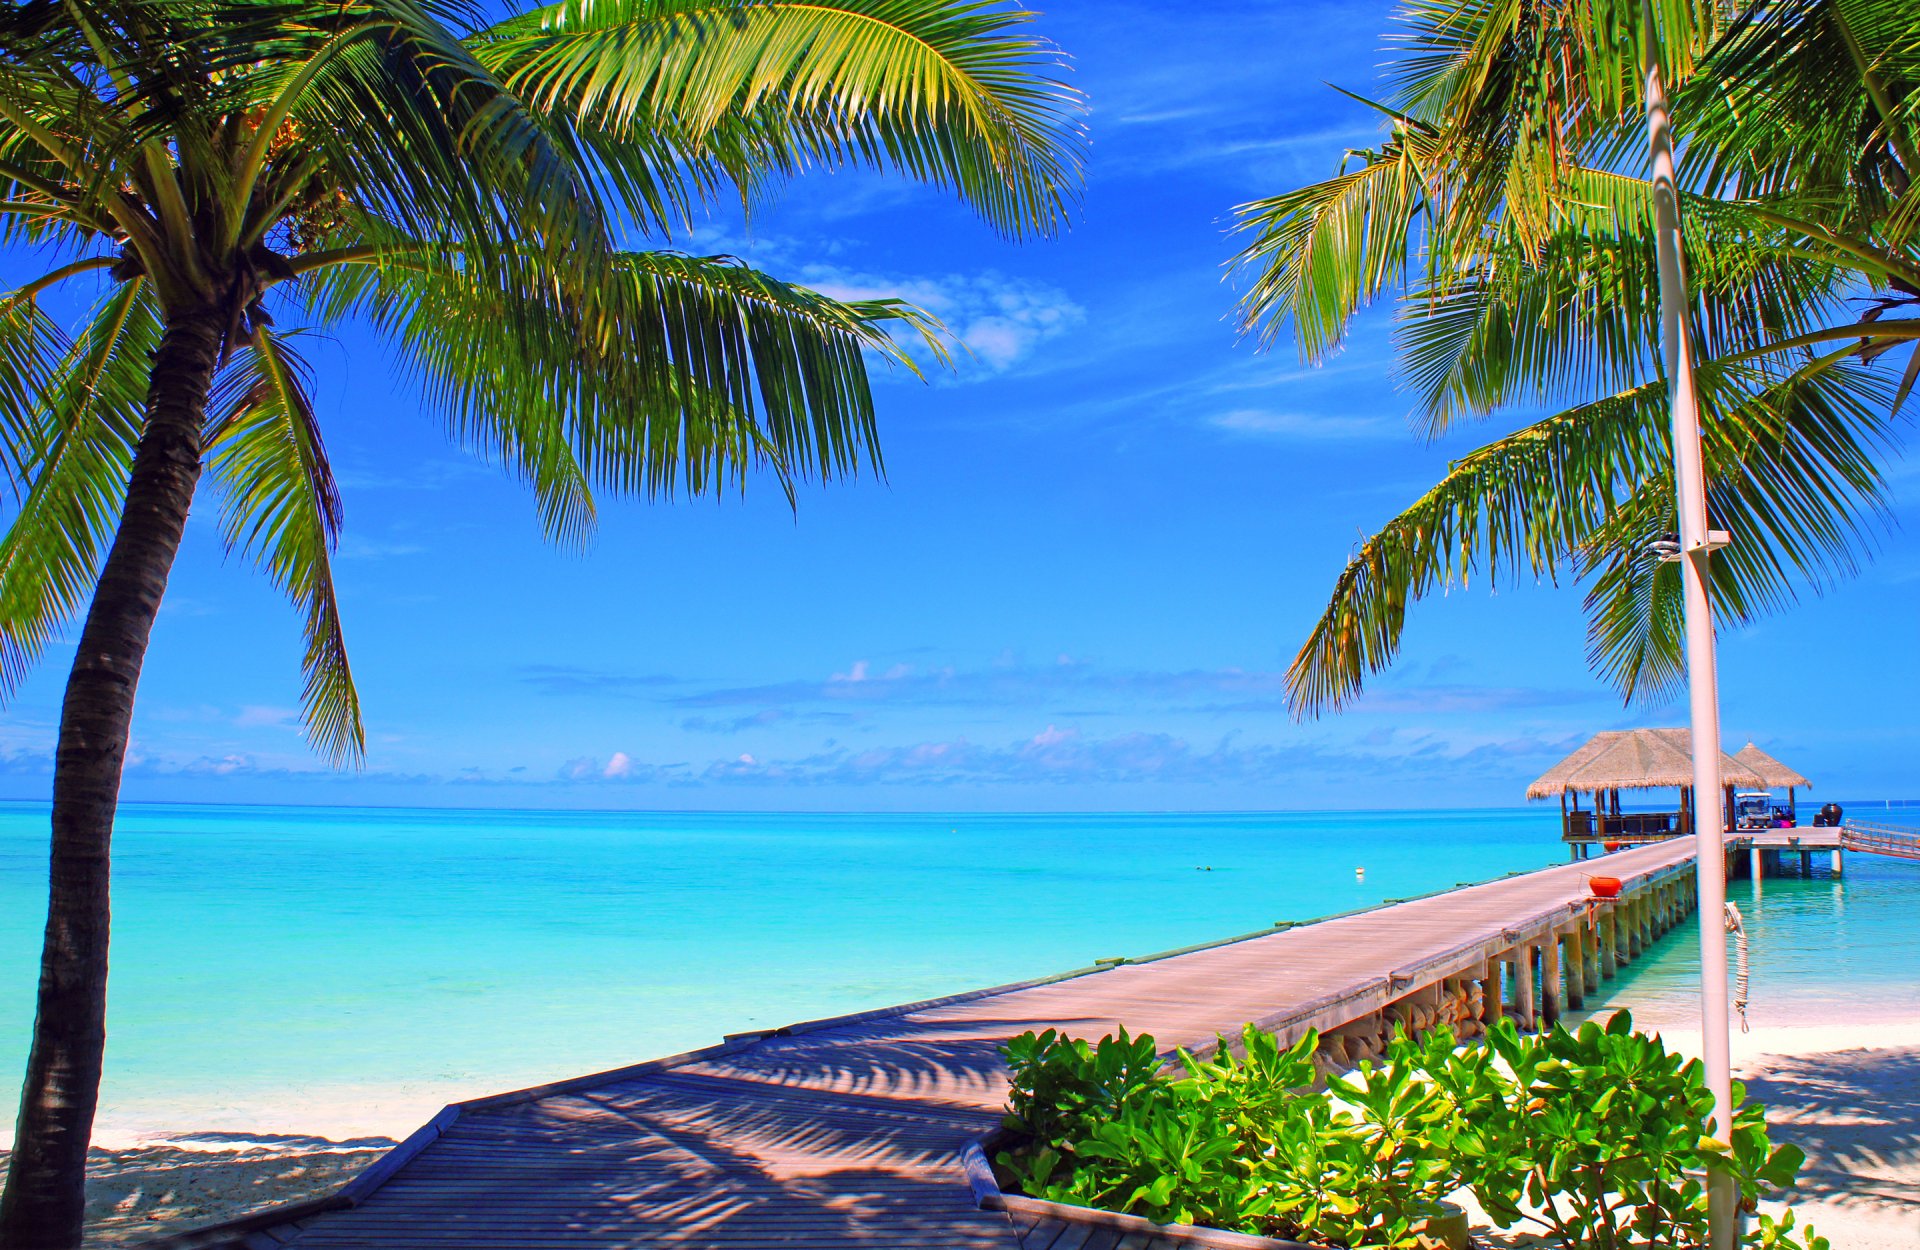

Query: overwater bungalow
<box><xmin>1529</xmin><ymin>728</ymin><xmax>1766</xmax><ymax>857</ymax></box>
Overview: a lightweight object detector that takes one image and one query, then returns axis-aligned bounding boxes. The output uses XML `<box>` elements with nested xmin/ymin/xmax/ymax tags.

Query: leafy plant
<box><xmin>998</xmin><ymin>1026</ymin><xmax>1251</xmax><ymax>1229</ymax></box>
<box><xmin>996</xmin><ymin>1013</ymin><xmax>1830</xmax><ymax>1250</ymax></box>
<box><xmin>1429</xmin><ymin>1011</ymin><xmax>1824</xmax><ymax>1250</ymax></box>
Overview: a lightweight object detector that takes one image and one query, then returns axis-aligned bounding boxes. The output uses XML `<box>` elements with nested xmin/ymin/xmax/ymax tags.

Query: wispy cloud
<box><xmin>799</xmin><ymin>267</ymin><xmax>1085</xmax><ymax>376</ymax></box>
<box><xmin>544</xmin><ymin>724</ymin><xmax>1580</xmax><ymax>791</ymax></box>
<box><xmin>666</xmin><ymin>658</ymin><xmax>1294</xmax><ymax>713</ymax></box>
<box><xmin>336</xmin><ymin>535</ymin><xmax>426</xmax><ymax>561</ymax></box>
<box><xmin>1208</xmin><ymin>408</ymin><xmax>1398</xmax><ymax>441</ymax></box>
<box><xmin>233</xmin><ymin>705</ymin><xmax>301</xmax><ymax>729</ymax></box>
<box><xmin>519</xmin><ymin>665</ymin><xmax>681</xmax><ymax>697</ymax></box>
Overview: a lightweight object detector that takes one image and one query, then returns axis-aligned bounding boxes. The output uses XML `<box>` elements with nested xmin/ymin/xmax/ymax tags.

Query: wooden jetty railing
<box><xmin>1841</xmin><ymin>819</ymin><xmax>1920</xmax><ymax>861</ymax></box>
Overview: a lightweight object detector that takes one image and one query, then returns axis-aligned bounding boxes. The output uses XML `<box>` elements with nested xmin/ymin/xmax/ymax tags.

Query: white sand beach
<box><xmin>1472</xmin><ymin>1017</ymin><xmax>1920</xmax><ymax>1249</ymax></box>
<box><xmin>0</xmin><ymin>1136</ymin><xmax>393</xmax><ymax>1246</ymax></box>
<box><xmin>1663</xmin><ymin>1021</ymin><xmax>1920</xmax><ymax>1250</ymax></box>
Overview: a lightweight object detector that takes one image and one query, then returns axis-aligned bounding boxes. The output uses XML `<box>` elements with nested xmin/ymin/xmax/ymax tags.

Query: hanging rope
<box><xmin>1724</xmin><ymin>901</ymin><xmax>1750</xmax><ymax>1032</ymax></box>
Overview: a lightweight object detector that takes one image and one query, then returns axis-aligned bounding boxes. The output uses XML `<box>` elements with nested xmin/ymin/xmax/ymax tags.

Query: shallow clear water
<box><xmin>1572</xmin><ymin>846</ymin><xmax>1920</xmax><ymax>1030</ymax></box>
<box><xmin>1</xmin><ymin>802</ymin><xmax>1916</xmax><ymax>1140</ymax></box>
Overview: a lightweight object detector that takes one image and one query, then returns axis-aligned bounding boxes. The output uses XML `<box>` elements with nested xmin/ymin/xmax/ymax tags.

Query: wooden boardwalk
<box><xmin>164</xmin><ymin>840</ymin><xmax>1712</xmax><ymax>1250</ymax></box>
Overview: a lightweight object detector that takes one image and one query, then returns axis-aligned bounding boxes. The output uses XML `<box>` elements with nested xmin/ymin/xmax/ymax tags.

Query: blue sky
<box><xmin>3</xmin><ymin>0</ymin><xmax>1916</xmax><ymax>811</ymax></box>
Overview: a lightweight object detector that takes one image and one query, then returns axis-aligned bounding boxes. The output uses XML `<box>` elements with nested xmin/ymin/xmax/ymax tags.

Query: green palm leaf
<box><xmin>1400</xmin><ymin>172</ymin><xmax>1852</xmax><ymax>437</ymax></box>
<box><xmin>308</xmin><ymin>245</ymin><xmax>941</xmax><ymax>543</ymax></box>
<box><xmin>1233</xmin><ymin>125</ymin><xmax>1439</xmax><ymax>360</ymax></box>
<box><xmin>476</xmin><ymin>0</ymin><xmax>1086</xmax><ymax>240</ymax></box>
<box><xmin>206</xmin><ymin>326</ymin><xmax>364</xmax><ymax>763</ymax></box>
<box><xmin>1286</xmin><ymin>349</ymin><xmax>1898</xmax><ymax>717</ymax></box>
<box><xmin>0</xmin><ymin>277</ymin><xmax>157</xmax><ymax>697</ymax></box>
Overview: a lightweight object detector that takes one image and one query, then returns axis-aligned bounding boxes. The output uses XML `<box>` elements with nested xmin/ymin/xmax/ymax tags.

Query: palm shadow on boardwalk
<box><xmin>274</xmin><ymin>1014</ymin><xmax>1055</xmax><ymax>1248</ymax></box>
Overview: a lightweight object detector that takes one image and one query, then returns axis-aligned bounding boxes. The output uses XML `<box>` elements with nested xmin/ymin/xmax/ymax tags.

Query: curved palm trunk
<box><xmin>0</xmin><ymin>306</ymin><xmax>225</xmax><ymax>1250</ymax></box>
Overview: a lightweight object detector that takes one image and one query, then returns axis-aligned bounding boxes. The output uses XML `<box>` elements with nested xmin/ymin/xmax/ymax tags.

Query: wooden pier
<box><xmin>1840</xmin><ymin>819</ymin><xmax>1920</xmax><ymax>862</ymax></box>
<box><xmin>162</xmin><ymin>837</ymin><xmax>1739</xmax><ymax>1250</ymax></box>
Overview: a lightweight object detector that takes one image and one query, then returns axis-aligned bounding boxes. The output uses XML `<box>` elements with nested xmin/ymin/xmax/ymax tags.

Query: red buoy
<box><xmin>1589</xmin><ymin>876</ymin><xmax>1623</xmax><ymax>899</ymax></box>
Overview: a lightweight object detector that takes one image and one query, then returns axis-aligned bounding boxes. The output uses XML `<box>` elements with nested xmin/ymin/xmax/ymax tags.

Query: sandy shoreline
<box><xmin>0</xmin><ymin>1137</ymin><xmax>395</xmax><ymax>1246</ymax></box>
<box><xmin>17</xmin><ymin>1015</ymin><xmax>1916</xmax><ymax>1245</ymax></box>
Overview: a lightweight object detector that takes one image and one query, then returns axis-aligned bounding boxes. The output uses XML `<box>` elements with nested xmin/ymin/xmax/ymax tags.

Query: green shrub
<box><xmin>1430</xmin><ymin>1011</ymin><xmax>1818</xmax><ymax>1250</ymax></box>
<box><xmin>995</xmin><ymin>1011</ymin><xmax>1828</xmax><ymax>1250</ymax></box>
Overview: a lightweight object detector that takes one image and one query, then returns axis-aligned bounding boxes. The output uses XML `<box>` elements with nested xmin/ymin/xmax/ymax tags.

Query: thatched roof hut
<box><xmin>1527</xmin><ymin>728</ymin><xmax>1762</xmax><ymax>799</ymax></box>
<box><xmin>1732</xmin><ymin>741</ymin><xmax>1812</xmax><ymax>790</ymax></box>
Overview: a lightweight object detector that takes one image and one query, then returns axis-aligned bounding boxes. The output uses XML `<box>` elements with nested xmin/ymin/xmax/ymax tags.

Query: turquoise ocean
<box><xmin>3</xmin><ymin>802</ymin><xmax>1918</xmax><ymax>1143</ymax></box>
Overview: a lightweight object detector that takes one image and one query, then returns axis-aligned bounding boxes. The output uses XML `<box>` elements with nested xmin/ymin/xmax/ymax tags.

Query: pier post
<box><xmin>1482</xmin><ymin>958</ymin><xmax>1502</xmax><ymax>1027</ymax></box>
<box><xmin>1799</xmin><ymin>850</ymin><xmax>1811</xmax><ymax>877</ymax></box>
<box><xmin>1626</xmin><ymin>896</ymin><xmax>1643</xmax><ymax>959</ymax></box>
<box><xmin>1604</xmin><ymin>906</ymin><xmax>1623</xmax><ymax>971</ymax></box>
<box><xmin>1515</xmin><ymin>944</ymin><xmax>1537</xmax><ymax>1029</ymax></box>
<box><xmin>1542</xmin><ymin>934</ymin><xmax>1563</xmax><ymax>1024</ymax></box>
<box><xmin>1832</xmin><ymin>848</ymin><xmax>1843</xmax><ymax>877</ymax></box>
<box><xmin>1564</xmin><ymin>926</ymin><xmax>1587</xmax><ymax>1008</ymax></box>
<box><xmin>1750</xmin><ymin>845</ymin><xmax>1764</xmax><ymax>882</ymax></box>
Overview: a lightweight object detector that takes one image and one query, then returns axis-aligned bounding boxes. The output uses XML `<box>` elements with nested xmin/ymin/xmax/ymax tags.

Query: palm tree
<box><xmin>1232</xmin><ymin>0</ymin><xmax>1919</xmax><ymax>716</ymax></box>
<box><xmin>0</xmin><ymin>1</ymin><xmax>1083</xmax><ymax>1244</ymax></box>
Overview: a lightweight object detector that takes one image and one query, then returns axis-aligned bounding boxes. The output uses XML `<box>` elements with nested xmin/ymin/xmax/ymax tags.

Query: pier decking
<box><xmin>164</xmin><ymin>836</ymin><xmax>1767</xmax><ymax>1250</ymax></box>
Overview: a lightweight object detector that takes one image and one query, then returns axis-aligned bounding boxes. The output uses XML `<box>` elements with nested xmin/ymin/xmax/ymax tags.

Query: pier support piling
<box><xmin>1542</xmin><ymin>934</ymin><xmax>1562</xmax><ymax>1024</ymax></box>
<box><xmin>1565</xmin><ymin>926</ymin><xmax>1588</xmax><ymax>1008</ymax></box>
<box><xmin>1832</xmin><ymin>848</ymin><xmax>1843</xmax><ymax>878</ymax></box>
<box><xmin>1515</xmin><ymin>944</ymin><xmax>1537</xmax><ymax>1030</ymax></box>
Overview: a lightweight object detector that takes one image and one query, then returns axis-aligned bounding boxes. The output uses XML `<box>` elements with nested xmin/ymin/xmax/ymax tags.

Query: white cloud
<box><xmin>603</xmin><ymin>752</ymin><xmax>633</xmax><ymax>779</ymax></box>
<box><xmin>1208</xmin><ymin>408</ymin><xmax>1397</xmax><ymax>441</ymax></box>
<box><xmin>336</xmin><ymin>536</ymin><xmax>426</xmax><ymax>560</ymax></box>
<box><xmin>803</xmin><ymin>267</ymin><xmax>1084</xmax><ymax>377</ymax></box>
<box><xmin>234</xmin><ymin>705</ymin><xmax>300</xmax><ymax>729</ymax></box>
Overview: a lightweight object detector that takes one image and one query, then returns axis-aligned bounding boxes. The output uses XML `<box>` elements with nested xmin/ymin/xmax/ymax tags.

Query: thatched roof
<box><xmin>1732</xmin><ymin>741</ymin><xmax>1812</xmax><ymax>790</ymax></box>
<box><xmin>1527</xmin><ymin>728</ymin><xmax>1763</xmax><ymax>799</ymax></box>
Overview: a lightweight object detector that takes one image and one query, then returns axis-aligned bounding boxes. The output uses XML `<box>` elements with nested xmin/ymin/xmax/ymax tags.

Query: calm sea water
<box><xmin>1</xmin><ymin>802</ymin><xmax>1916</xmax><ymax>1142</ymax></box>
<box><xmin>1569</xmin><ymin>846</ymin><xmax>1920</xmax><ymax>1030</ymax></box>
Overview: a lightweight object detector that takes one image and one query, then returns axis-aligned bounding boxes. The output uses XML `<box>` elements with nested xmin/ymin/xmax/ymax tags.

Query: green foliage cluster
<box><xmin>997</xmin><ymin>1012</ymin><xmax>1825</xmax><ymax>1250</ymax></box>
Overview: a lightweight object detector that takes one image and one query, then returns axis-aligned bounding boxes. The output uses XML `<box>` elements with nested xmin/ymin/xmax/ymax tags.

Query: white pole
<box><xmin>1641</xmin><ymin>9</ymin><xmax>1736</xmax><ymax>1249</ymax></box>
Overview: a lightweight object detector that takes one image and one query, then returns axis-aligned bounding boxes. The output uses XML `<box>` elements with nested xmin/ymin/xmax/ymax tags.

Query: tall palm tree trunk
<box><xmin>1</xmin><ymin>305</ymin><xmax>225</xmax><ymax>1250</ymax></box>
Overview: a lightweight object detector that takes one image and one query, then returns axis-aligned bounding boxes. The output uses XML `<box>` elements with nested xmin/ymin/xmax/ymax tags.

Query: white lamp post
<box><xmin>1640</xmin><ymin>7</ymin><xmax>1736</xmax><ymax>1248</ymax></box>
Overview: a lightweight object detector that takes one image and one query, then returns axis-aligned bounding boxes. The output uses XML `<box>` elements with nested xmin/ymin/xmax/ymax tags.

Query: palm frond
<box><xmin>0</xmin><ymin>277</ymin><xmax>156</xmax><ymax>698</ymax></box>
<box><xmin>306</xmin><ymin>244</ymin><xmax>940</xmax><ymax>544</ymax></box>
<box><xmin>475</xmin><ymin>0</ymin><xmax>1086</xmax><ymax>240</ymax></box>
<box><xmin>1232</xmin><ymin>126</ymin><xmax>1439</xmax><ymax>360</ymax></box>
<box><xmin>1286</xmin><ymin>347</ymin><xmax>1899</xmax><ymax>716</ymax></box>
<box><xmin>220</xmin><ymin>0</ymin><xmax>612</xmax><ymax>265</ymax></box>
<box><xmin>206</xmin><ymin>325</ymin><xmax>364</xmax><ymax>764</ymax></box>
<box><xmin>0</xmin><ymin>285</ymin><xmax>68</xmax><ymax>496</ymax></box>
<box><xmin>1400</xmin><ymin>170</ymin><xmax>1853</xmax><ymax>436</ymax></box>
